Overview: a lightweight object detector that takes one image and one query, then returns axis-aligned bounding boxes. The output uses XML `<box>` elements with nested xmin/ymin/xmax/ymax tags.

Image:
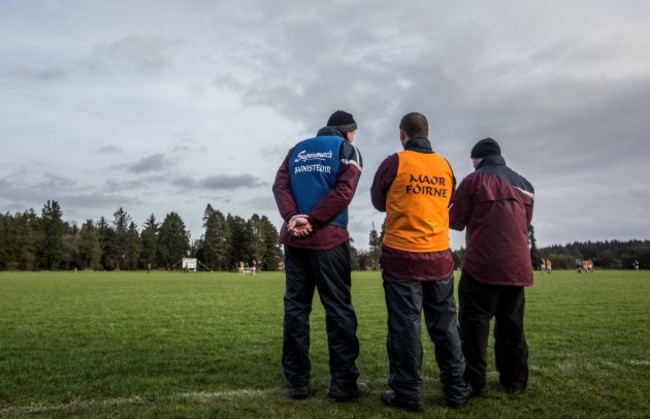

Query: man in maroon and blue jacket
<box><xmin>449</xmin><ymin>137</ymin><xmax>535</xmax><ymax>396</ymax></box>
<box><xmin>272</xmin><ymin>110</ymin><xmax>368</xmax><ymax>402</ymax></box>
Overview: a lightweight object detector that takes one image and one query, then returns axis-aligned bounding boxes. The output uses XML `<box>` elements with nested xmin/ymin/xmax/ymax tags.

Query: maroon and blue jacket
<box><xmin>272</xmin><ymin>127</ymin><xmax>362</xmax><ymax>250</ymax></box>
<box><xmin>449</xmin><ymin>155</ymin><xmax>534</xmax><ymax>286</ymax></box>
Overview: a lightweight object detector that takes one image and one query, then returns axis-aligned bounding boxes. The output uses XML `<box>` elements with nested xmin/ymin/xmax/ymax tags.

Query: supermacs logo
<box><xmin>294</xmin><ymin>150</ymin><xmax>333</xmax><ymax>163</ymax></box>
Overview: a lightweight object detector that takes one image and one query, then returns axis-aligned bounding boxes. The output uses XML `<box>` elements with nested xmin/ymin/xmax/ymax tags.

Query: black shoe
<box><xmin>503</xmin><ymin>385</ymin><xmax>525</xmax><ymax>394</ymax></box>
<box><xmin>381</xmin><ymin>391</ymin><xmax>424</xmax><ymax>412</ymax></box>
<box><xmin>327</xmin><ymin>382</ymin><xmax>369</xmax><ymax>401</ymax></box>
<box><xmin>470</xmin><ymin>383</ymin><xmax>487</xmax><ymax>397</ymax></box>
<box><xmin>446</xmin><ymin>383</ymin><xmax>473</xmax><ymax>408</ymax></box>
<box><xmin>446</xmin><ymin>394</ymin><xmax>471</xmax><ymax>409</ymax></box>
<box><xmin>289</xmin><ymin>386</ymin><xmax>309</xmax><ymax>399</ymax></box>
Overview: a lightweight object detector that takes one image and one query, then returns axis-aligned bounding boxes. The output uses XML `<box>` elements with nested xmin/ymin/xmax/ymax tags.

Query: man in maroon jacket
<box><xmin>371</xmin><ymin>112</ymin><xmax>472</xmax><ymax>411</ymax></box>
<box><xmin>272</xmin><ymin>110</ymin><xmax>367</xmax><ymax>402</ymax></box>
<box><xmin>449</xmin><ymin>138</ymin><xmax>534</xmax><ymax>396</ymax></box>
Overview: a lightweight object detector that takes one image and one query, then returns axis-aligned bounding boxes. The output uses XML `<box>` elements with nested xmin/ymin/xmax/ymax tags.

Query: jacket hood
<box><xmin>316</xmin><ymin>126</ymin><xmax>346</xmax><ymax>138</ymax></box>
<box><xmin>475</xmin><ymin>154</ymin><xmax>506</xmax><ymax>170</ymax></box>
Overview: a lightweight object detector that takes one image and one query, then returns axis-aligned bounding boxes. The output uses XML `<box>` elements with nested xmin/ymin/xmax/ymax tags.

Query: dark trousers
<box><xmin>282</xmin><ymin>242</ymin><xmax>360</xmax><ymax>389</ymax></box>
<box><xmin>383</xmin><ymin>273</ymin><xmax>471</xmax><ymax>406</ymax></box>
<box><xmin>458</xmin><ymin>271</ymin><xmax>529</xmax><ymax>393</ymax></box>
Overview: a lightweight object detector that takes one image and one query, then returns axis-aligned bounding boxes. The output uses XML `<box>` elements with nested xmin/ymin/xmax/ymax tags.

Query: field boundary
<box><xmin>2</xmin><ymin>358</ymin><xmax>647</xmax><ymax>416</ymax></box>
<box><xmin>0</xmin><ymin>388</ymin><xmax>281</xmax><ymax>416</ymax></box>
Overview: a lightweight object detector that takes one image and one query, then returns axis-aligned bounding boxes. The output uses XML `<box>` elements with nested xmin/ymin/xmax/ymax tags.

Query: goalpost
<box><xmin>174</xmin><ymin>258</ymin><xmax>213</xmax><ymax>272</ymax></box>
<box><xmin>182</xmin><ymin>258</ymin><xmax>197</xmax><ymax>272</ymax></box>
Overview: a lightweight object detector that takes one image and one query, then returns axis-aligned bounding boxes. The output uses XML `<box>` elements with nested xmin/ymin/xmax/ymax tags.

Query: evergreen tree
<box><xmin>13</xmin><ymin>209</ymin><xmax>40</xmax><ymax>270</ymax></box>
<box><xmin>257</xmin><ymin>215</ymin><xmax>282</xmax><ymax>271</ymax></box>
<box><xmin>78</xmin><ymin>220</ymin><xmax>102</xmax><ymax>270</ymax></box>
<box><xmin>368</xmin><ymin>222</ymin><xmax>382</xmax><ymax>271</ymax></box>
<box><xmin>97</xmin><ymin>216</ymin><xmax>117</xmax><ymax>270</ymax></box>
<box><xmin>0</xmin><ymin>213</ymin><xmax>8</xmax><ymax>270</ymax></box>
<box><xmin>37</xmin><ymin>200</ymin><xmax>65</xmax><ymax>270</ymax></box>
<box><xmin>357</xmin><ymin>249</ymin><xmax>369</xmax><ymax>271</ymax></box>
<box><xmin>201</xmin><ymin>204</ymin><xmax>231</xmax><ymax>270</ymax></box>
<box><xmin>9</xmin><ymin>210</ymin><xmax>38</xmax><ymax>270</ymax></box>
<box><xmin>226</xmin><ymin>214</ymin><xmax>248</xmax><ymax>270</ymax></box>
<box><xmin>125</xmin><ymin>221</ymin><xmax>142</xmax><ymax>270</ymax></box>
<box><xmin>140</xmin><ymin>214</ymin><xmax>159</xmax><ymax>269</ymax></box>
<box><xmin>112</xmin><ymin>207</ymin><xmax>132</xmax><ymax>270</ymax></box>
<box><xmin>246</xmin><ymin>214</ymin><xmax>263</xmax><ymax>262</ymax></box>
<box><xmin>158</xmin><ymin>212</ymin><xmax>190</xmax><ymax>269</ymax></box>
<box><xmin>62</xmin><ymin>222</ymin><xmax>80</xmax><ymax>270</ymax></box>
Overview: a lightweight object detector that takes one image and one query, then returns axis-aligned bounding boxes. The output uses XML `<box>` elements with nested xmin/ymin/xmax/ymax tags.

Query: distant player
<box><xmin>540</xmin><ymin>258</ymin><xmax>547</xmax><ymax>273</ymax></box>
<box><xmin>545</xmin><ymin>259</ymin><xmax>552</xmax><ymax>274</ymax></box>
<box><xmin>633</xmin><ymin>260</ymin><xmax>640</xmax><ymax>271</ymax></box>
<box><xmin>575</xmin><ymin>259</ymin><xmax>582</xmax><ymax>274</ymax></box>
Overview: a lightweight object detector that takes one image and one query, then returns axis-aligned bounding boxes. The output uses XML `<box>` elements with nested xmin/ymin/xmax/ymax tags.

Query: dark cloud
<box><xmin>61</xmin><ymin>192</ymin><xmax>144</xmax><ymax>209</ymax></box>
<box><xmin>104</xmin><ymin>177</ymin><xmax>150</xmax><ymax>192</ymax></box>
<box><xmin>124</xmin><ymin>154</ymin><xmax>172</xmax><ymax>173</ymax></box>
<box><xmin>169</xmin><ymin>174</ymin><xmax>265</xmax><ymax>191</ymax></box>
<box><xmin>0</xmin><ymin>172</ymin><xmax>86</xmax><ymax>202</ymax></box>
<box><xmin>0</xmin><ymin>172</ymin><xmax>141</xmax><ymax>217</ymax></box>
<box><xmin>200</xmin><ymin>175</ymin><xmax>265</xmax><ymax>190</ymax></box>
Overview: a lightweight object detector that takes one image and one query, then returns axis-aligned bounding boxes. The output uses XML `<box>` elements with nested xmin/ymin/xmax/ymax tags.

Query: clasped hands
<box><xmin>288</xmin><ymin>214</ymin><xmax>313</xmax><ymax>238</ymax></box>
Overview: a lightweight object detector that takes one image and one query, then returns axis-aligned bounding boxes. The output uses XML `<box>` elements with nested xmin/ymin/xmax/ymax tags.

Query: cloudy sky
<box><xmin>1</xmin><ymin>0</ymin><xmax>648</xmax><ymax>250</ymax></box>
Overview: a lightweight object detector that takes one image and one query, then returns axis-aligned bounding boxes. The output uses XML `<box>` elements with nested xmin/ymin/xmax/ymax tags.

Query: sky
<box><xmin>1</xmin><ymin>0</ymin><xmax>649</xmax><ymax>251</ymax></box>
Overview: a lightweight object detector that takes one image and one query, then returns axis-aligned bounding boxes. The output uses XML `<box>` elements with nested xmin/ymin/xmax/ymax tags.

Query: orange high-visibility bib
<box><xmin>383</xmin><ymin>150</ymin><xmax>454</xmax><ymax>252</ymax></box>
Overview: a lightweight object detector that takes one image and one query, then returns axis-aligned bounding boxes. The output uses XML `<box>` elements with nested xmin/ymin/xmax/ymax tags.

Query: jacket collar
<box><xmin>316</xmin><ymin>126</ymin><xmax>346</xmax><ymax>138</ymax></box>
<box><xmin>404</xmin><ymin>137</ymin><xmax>433</xmax><ymax>152</ymax></box>
<box><xmin>475</xmin><ymin>154</ymin><xmax>506</xmax><ymax>170</ymax></box>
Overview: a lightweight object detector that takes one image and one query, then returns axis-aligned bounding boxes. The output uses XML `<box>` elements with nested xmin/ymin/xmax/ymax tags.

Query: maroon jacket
<box><xmin>449</xmin><ymin>155</ymin><xmax>534</xmax><ymax>286</ymax></box>
<box><xmin>272</xmin><ymin>129</ymin><xmax>362</xmax><ymax>250</ymax></box>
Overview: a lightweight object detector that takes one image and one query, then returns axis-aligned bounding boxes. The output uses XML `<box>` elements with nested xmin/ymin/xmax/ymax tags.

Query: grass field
<box><xmin>0</xmin><ymin>269</ymin><xmax>648</xmax><ymax>418</ymax></box>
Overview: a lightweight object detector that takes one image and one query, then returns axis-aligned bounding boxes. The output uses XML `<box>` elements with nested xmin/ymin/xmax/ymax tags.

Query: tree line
<box><xmin>0</xmin><ymin>200</ymin><xmax>282</xmax><ymax>272</ymax></box>
<box><xmin>355</xmin><ymin>223</ymin><xmax>649</xmax><ymax>271</ymax></box>
<box><xmin>533</xmin><ymin>239</ymin><xmax>650</xmax><ymax>270</ymax></box>
<box><xmin>1</xmin><ymin>201</ymin><xmax>647</xmax><ymax>272</ymax></box>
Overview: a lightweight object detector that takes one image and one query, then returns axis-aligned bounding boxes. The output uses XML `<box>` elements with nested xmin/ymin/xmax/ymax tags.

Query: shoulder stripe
<box><xmin>515</xmin><ymin>187</ymin><xmax>534</xmax><ymax>199</ymax></box>
<box><xmin>341</xmin><ymin>143</ymin><xmax>362</xmax><ymax>171</ymax></box>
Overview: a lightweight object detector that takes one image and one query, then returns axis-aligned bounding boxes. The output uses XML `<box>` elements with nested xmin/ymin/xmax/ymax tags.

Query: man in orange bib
<box><xmin>371</xmin><ymin>112</ymin><xmax>472</xmax><ymax>411</ymax></box>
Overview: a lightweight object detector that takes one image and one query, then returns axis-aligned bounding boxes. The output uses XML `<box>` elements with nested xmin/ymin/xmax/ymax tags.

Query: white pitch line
<box><xmin>0</xmin><ymin>388</ymin><xmax>281</xmax><ymax>416</ymax></box>
<box><xmin>1</xmin><ymin>362</ymin><xmax>646</xmax><ymax>416</ymax></box>
<box><xmin>0</xmin><ymin>396</ymin><xmax>146</xmax><ymax>416</ymax></box>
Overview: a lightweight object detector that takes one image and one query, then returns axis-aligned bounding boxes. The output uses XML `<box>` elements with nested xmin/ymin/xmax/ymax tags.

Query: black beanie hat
<box><xmin>471</xmin><ymin>137</ymin><xmax>501</xmax><ymax>158</ymax></box>
<box><xmin>327</xmin><ymin>110</ymin><xmax>357</xmax><ymax>133</ymax></box>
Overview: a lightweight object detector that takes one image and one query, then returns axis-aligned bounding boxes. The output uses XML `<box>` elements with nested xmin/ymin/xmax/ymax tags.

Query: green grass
<box><xmin>0</xmin><ymin>270</ymin><xmax>648</xmax><ymax>418</ymax></box>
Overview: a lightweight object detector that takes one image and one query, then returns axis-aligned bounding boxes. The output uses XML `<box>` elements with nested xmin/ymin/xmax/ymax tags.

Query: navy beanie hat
<box><xmin>327</xmin><ymin>110</ymin><xmax>357</xmax><ymax>132</ymax></box>
<box><xmin>471</xmin><ymin>137</ymin><xmax>501</xmax><ymax>158</ymax></box>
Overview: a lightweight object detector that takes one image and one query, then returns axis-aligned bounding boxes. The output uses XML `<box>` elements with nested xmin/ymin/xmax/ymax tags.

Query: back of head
<box><xmin>327</xmin><ymin>110</ymin><xmax>357</xmax><ymax>133</ymax></box>
<box><xmin>399</xmin><ymin>112</ymin><xmax>428</xmax><ymax>138</ymax></box>
<box><xmin>470</xmin><ymin>137</ymin><xmax>501</xmax><ymax>158</ymax></box>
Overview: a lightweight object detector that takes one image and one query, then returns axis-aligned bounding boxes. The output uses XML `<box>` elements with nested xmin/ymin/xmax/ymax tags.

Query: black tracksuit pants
<box><xmin>458</xmin><ymin>271</ymin><xmax>529</xmax><ymax>393</ymax></box>
<box><xmin>383</xmin><ymin>273</ymin><xmax>471</xmax><ymax>406</ymax></box>
<box><xmin>282</xmin><ymin>242</ymin><xmax>360</xmax><ymax>390</ymax></box>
